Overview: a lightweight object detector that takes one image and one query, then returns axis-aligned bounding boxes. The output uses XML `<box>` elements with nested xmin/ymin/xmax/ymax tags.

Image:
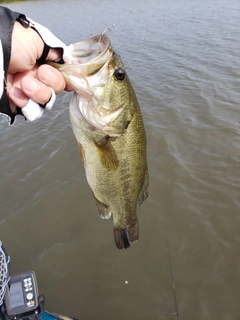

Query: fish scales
<box><xmin>50</xmin><ymin>34</ymin><xmax>149</xmax><ymax>249</ymax></box>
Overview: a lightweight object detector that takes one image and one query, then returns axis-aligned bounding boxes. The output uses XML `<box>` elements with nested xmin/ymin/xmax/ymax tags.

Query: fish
<box><xmin>50</xmin><ymin>34</ymin><xmax>149</xmax><ymax>249</ymax></box>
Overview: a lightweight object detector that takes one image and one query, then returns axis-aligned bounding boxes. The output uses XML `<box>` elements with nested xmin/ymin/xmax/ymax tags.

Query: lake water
<box><xmin>1</xmin><ymin>0</ymin><xmax>240</xmax><ymax>319</ymax></box>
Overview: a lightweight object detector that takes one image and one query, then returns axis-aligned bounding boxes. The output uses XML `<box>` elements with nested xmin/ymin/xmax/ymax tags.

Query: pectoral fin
<box><xmin>78</xmin><ymin>143</ymin><xmax>85</xmax><ymax>162</ymax></box>
<box><xmin>95</xmin><ymin>138</ymin><xmax>119</xmax><ymax>170</ymax></box>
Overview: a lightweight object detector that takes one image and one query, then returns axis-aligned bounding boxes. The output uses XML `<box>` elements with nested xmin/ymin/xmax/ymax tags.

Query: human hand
<box><xmin>7</xmin><ymin>21</ymin><xmax>66</xmax><ymax>117</ymax></box>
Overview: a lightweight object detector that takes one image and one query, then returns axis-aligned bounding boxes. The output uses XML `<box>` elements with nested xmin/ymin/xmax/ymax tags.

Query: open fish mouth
<box><xmin>69</xmin><ymin>34</ymin><xmax>111</xmax><ymax>62</ymax></box>
<box><xmin>66</xmin><ymin>34</ymin><xmax>112</xmax><ymax>77</ymax></box>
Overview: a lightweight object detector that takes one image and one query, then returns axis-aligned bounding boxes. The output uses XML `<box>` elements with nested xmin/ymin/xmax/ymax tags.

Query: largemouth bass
<box><xmin>51</xmin><ymin>34</ymin><xmax>149</xmax><ymax>249</ymax></box>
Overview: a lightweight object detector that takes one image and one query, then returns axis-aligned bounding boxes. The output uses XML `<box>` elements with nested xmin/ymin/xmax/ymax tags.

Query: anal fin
<box><xmin>93</xmin><ymin>194</ymin><xmax>111</xmax><ymax>219</ymax></box>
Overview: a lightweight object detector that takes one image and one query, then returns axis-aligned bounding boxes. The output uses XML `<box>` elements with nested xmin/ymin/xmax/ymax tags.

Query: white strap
<box><xmin>21</xmin><ymin>100</ymin><xmax>44</xmax><ymax>121</ymax></box>
<box><xmin>44</xmin><ymin>87</ymin><xmax>56</xmax><ymax>110</ymax></box>
<box><xmin>21</xmin><ymin>87</ymin><xmax>56</xmax><ymax>121</ymax></box>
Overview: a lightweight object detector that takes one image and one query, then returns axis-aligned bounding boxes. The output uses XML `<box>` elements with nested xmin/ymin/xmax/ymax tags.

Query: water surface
<box><xmin>1</xmin><ymin>0</ymin><xmax>240</xmax><ymax>319</ymax></box>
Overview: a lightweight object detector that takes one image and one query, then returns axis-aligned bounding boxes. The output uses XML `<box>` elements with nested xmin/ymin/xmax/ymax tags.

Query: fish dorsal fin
<box><xmin>138</xmin><ymin>168</ymin><xmax>149</xmax><ymax>205</ymax></box>
<box><xmin>95</xmin><ymin>138</ymin><xmax>119</xmax><ymax>170</ymax></box>
<box><xmin>93</xmin><ymin>194</ymin><xmax>112</xmax><ymax>219</ymax></box>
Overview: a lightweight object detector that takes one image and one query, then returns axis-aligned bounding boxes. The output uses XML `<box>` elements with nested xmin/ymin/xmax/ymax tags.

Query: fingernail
<box><xmin>24</xmin><ymin>79</ymin><xmax>40</xmax><ymax>94</ymax></box>
<box><xmin>39</xmin><ymin>66</ymin><xmax>57</xmax><ymax>82</ymax></box>
<box><xmin>9</xmin><ymin>87</ymin><xmax>22</xmax><ymax>98</ymax></box>
<box><xmin>8</xmin><ymin>87</ymin><xmax>28</xmax><ymax>108</ymax></box>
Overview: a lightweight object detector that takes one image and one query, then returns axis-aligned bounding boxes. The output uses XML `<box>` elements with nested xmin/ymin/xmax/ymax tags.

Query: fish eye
<box><xmin>114</xmin><ymin>68</ymin><xmax>125</xmax><ymax>81</ymax></box>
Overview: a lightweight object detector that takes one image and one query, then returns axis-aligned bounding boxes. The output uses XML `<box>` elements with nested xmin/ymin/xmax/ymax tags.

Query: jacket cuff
<box><xmin>0</xmin><ymin>6</ymin><xmax>22</xmax><ymax>125</ymax></box>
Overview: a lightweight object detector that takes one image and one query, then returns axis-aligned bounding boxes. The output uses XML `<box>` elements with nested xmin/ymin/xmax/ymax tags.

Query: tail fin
<box><xmin>113</xmin><ymin>222</ymin><xmax>139</xmax><ymax>250</ymax></box>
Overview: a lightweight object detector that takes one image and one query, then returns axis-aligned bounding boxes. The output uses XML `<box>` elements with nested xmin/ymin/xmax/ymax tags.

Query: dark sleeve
<box><xmin>0</xmin><ymin>6</ymin><xmax>23</xmax><ymax>125</ymax></box>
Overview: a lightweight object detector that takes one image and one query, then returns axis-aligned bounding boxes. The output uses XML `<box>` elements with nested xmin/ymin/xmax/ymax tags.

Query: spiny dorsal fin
<box><xmin>95</xmin><ymin>138</ymin><xmax>119</xmax><ymax>170</ymax></box>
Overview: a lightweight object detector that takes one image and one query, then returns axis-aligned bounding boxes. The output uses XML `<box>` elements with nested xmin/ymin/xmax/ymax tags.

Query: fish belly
<box><xmin>70</xmin><ymin>96</ymin><xmax>148</xmax><ymax>249</ymax></box>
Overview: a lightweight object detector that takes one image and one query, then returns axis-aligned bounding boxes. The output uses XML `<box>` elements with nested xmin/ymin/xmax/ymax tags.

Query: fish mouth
<box><xmin>70</xmin><ymin>34</ymin><xmax>111</xmax><ymax>62</ymax></box>
<box><xmin>69</xmin><ymin>34</ymin><xmax>112</xmax><ymax>76</ymax></box>
<box><xmin>65</xmin><ymin>34</ymin><xmax>116</xmax><ymax>132</ymax></box>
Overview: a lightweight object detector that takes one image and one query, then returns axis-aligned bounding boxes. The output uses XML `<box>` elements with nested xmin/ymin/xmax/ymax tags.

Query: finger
<box><xmin>37</xmin><ymin>64</ymin><xmax>65</xmax><ymax>94</ymax></box>
<box><xmin>8</xmin><ymin>87</ymin><xmax>29</xmax><ymax>108</ymax></box>
<box><xmin>46</xmin><ymin>48</ymin><xmax>63</xmax><ymax>63</ymax></box>
<box><xmin>7</xmin><ymin>65</ymin><xmax>38</xmax><ymax>91</ymax></box>
<box><xmin>20</xmin><ymin>76</ymin><xmax>52</xmax><ymax>105</ymax></box>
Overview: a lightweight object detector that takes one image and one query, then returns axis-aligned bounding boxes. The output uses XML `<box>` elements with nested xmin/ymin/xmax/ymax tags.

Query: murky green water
<box><xmin>1</xmin><ymin>0</ymin><xmax>240</xmax><ymax>319</ymax></box>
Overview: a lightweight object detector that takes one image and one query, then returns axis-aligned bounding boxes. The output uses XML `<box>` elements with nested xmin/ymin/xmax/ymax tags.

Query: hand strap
<box><xmin>37</xmin><ymin>43</ymin><xmax>51</xmax><ymax>64</ymax></box>
<box><xmin>16</xmin><ymin>15</ymin><xmax>67</xmax><ymax>121</ymax></box>
<box><xmin>21</xmin><ymin>88</ymin><xmax>56</xmax><ymax>121</ymax></box>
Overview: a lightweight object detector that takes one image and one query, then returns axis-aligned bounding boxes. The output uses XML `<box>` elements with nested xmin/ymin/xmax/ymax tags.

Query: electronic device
<box><xmin>0</xmin><ymin>242</ymin><xmax>73</xmax><ymax>320</ymax></box>
<box><xmin>3</xmin><ymin>271</ymin><xmax>44</xmax><ymax>319</ymax></box>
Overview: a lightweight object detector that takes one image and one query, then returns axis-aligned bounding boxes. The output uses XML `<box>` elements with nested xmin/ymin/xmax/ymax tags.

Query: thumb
<box><xmin>47</xmin><ymin>47</ymin><xmax>63</xmax><ymax>62</ymax></box>
<box><xmin>27</xmin><ymin>18</ymin><xmax>67</xmax><ymax>63</ymax></box>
